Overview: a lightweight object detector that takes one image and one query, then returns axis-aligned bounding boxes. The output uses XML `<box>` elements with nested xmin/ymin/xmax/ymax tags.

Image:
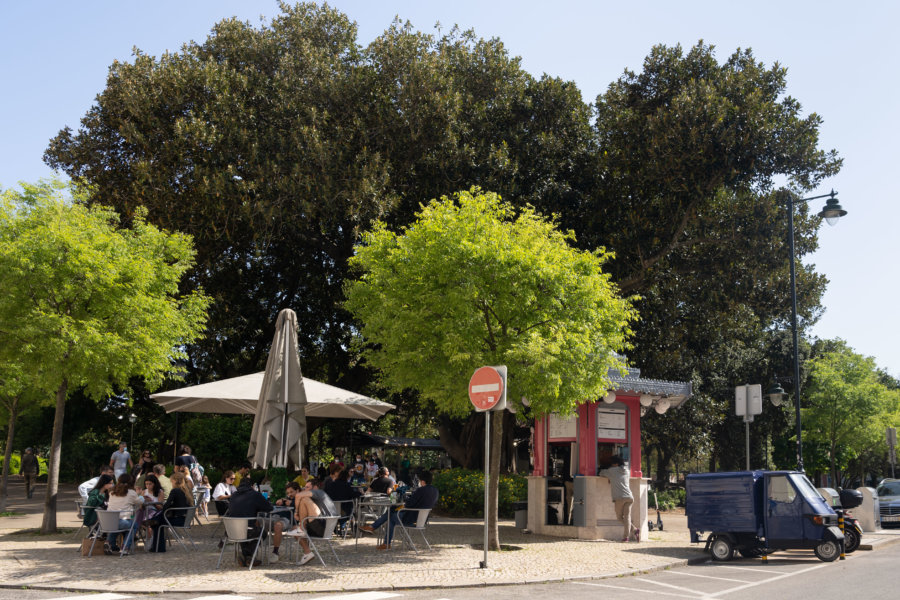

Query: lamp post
<box><xmin>128</xmin><ymin>413</ymin><xmax>137</xmax><ymax>451</ymax></box>
<box><xmin>779</xmin><ymin>189</ymin><xmax>847</xmax><ymax>472</ymax></box>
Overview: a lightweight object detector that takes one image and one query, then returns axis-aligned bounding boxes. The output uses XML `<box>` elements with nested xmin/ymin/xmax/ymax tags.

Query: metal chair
<box><xmin>289</xmin><ymin>515</ymin><xmax>342</xmax><ymax>565</ymax></box>
<box><xmin>217</xmin><ymin>516</ymin><xmax>264</xmax><ymax>570</ymax></box>
<box><xmin>71</xmin><ymin>500</ymin><xmax>96</xmax><ymax>540</ymax></box>
<box><xmin>158</xmin><ymin>505</ymin><xmax>197</xmax><ymax>551</ymax></box>
<box><xmin>395</xmin><ymin>507</ymin><xmax>433</xmax><ymax>554</ymax></box>
<box><xmin>91</xmin><ymin>509</ymin><xmax>134</xmax><ymax>558</ymax></box>
<box><xmin>332</xmin><ymin>499</ymin><xmax>356</xmax><ymax>539</ymax></box>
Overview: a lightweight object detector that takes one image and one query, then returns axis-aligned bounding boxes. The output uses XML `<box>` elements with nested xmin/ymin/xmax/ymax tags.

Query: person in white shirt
<box><xmin>212</xmin><ymin>470</ymin><xmax>237</xmax><ymax>516</ymax></box>
<box><xmin>78</xmin><ymin>465</ymin><xmax>114</xmax><ymax>502</ymax></box>
<box><xmin>106</xmin><ymin>473</ymin><xmax>144</xmax><ymax>553</ymax></box>
<box><xmin>109</xmin><ymin>442</ymin><xmax>133</xmax><ymax>480</ymax></box>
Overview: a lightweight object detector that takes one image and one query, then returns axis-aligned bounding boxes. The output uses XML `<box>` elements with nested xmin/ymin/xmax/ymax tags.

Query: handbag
<box><xmin>81</xmin><ymin>537</ymin><xmax>103</xmax><ymax>557</ymax></box>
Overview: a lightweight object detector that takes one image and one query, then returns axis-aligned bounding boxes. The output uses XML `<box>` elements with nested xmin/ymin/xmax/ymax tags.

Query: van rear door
<box><xmin>764</xmin><ymin>473</ymin><xmax>804</xmax><ymax>544</ymax></box>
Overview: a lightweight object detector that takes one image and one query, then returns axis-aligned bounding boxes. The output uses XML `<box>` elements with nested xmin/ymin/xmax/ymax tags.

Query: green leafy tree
<box><xmin>803</xmin><ymin>340</ymin><xmax>899</xmax><ymax>485</ymax></box>
<box><xmin>345</xmin><ymin>189</ymin><xmax>634</xmax><ymax>549</ymax></box>
<box><xmin>0</xmin><ymin>180</ymin><xmax>210</xmax><ymax>532</ymax></box>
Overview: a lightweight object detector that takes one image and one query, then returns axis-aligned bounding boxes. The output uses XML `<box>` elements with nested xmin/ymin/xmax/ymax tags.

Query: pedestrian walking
<box><xmin>109</xmin><ymin>441</ymin><xmax>133</xmax><ymax>480</ymax></box>
<box><xmin>19</xmin><ymin>447</ymin><xmax>39</xmax><ymax>499</ymax></box>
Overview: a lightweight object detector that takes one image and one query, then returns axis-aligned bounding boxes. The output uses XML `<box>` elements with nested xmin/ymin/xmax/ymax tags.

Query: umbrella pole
<box><xmin>280</xmin><ymin>320</ymin><xmax>290</xmax><ymax>468</ymax></box>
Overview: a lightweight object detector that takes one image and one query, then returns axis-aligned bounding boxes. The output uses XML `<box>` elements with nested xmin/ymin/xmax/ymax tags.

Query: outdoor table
<box><xmin>255</xmin><ymin>508</ymin><xmax>294</xmax><ymax>563</ymax></box>
<box><xmin>355</xmin><ymin>495</ymin><xmax>403</xmax><ymax>547</ymax></box>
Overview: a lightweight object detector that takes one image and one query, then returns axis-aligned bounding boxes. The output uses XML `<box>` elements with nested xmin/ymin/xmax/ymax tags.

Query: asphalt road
<box><xmin>1</xmin><ymin>542</ymin><xmax>898</xmax><ymax>600</ymax></box>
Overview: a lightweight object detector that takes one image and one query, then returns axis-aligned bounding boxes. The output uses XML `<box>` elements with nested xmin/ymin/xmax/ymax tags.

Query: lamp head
<box><xmin>817</xmin><ymin>190</ymin><xmax>846</xmax><ymax>226</ymax></box>
<box><xmin>767</xmin><ymin>381</ymin><xmax>785</xmax><ymax>406</ymax></box>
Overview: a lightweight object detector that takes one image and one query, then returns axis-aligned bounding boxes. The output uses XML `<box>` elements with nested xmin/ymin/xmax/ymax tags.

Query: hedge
<box><xmin>433</xmin><ymin>468</ymin><xmax>527</xmax><ymax>518</ymax></box>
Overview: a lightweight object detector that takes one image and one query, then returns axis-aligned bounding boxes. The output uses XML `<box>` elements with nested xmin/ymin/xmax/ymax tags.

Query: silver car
<box><xmin>877</xmin><ymin>478</ymin><xmax>900</xmax><ymax>527</ymax></box>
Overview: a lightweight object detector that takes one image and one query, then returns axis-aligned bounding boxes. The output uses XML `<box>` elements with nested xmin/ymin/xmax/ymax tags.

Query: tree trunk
<box><xmin>0</xmin><ymin>396</ymin><xmax>20</xmax><ymax>513</ymax></box>
<box><xmin>487</xmin><ymin>410</ymin><xmax>503</xmax><ymax>551</ymax></box>
<box><xmin>41</xmin><ymin>379</ymin><xmax>67</xmax><ymax>534</ymax></box>
<box><xmin>438</xmin><ymin>419</ymin><xmax>472</xmax><ymax>468</ymax></box>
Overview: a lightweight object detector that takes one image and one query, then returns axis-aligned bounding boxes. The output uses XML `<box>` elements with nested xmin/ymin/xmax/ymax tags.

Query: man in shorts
<box><xmin>285</xmin><ymin>479</ymin><xmax>337</xmax><ymax>565</ymax></box>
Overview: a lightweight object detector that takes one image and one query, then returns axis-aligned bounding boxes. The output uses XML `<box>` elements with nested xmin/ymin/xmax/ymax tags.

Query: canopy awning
<box><xmin>151</xmin><ymin>372</ymin><xmax>394</xmax><ymax>421</ymax></box>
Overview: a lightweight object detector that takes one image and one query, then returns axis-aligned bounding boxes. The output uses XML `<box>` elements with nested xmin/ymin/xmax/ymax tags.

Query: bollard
<box><xmin>839</xmin><ymin>513</ymin><xmax>846</xmax><ymax>560</ymax></box>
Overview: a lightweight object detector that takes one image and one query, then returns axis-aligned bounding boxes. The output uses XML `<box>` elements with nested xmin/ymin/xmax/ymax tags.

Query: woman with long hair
<box><xmin>83</xmin><ymin>473</ymin><xmax>114</xmax><ymax>528</ymax></box>
<box><xmin>147</xmin><ymin>471</ymin><xmax>191</xmax><ymax>552</ymax></box>
<box><xmin>106</xmin><ymin>473</ymin><xmax>144</xmax><ymax>554</ymax></box>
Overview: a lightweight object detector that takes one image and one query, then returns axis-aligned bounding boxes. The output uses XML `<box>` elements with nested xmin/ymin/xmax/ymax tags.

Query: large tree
<box><xmin>345</xmin><ymin>189</ymin><xmax>634</xmax><ymax>548</ymax></box>
<box><xmin>0</xmin><ymin>180</ymin><xmax>209</xmax><ymax>531</ymax></box>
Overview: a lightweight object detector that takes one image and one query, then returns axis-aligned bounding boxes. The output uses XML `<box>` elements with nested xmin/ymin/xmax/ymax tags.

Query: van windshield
<box><xmin>790</xmin><ymin>473</ymin><xmax>824</xmax><ymax>501</ymax></box>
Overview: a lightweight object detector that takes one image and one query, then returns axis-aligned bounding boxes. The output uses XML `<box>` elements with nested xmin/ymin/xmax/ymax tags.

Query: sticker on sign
<box><xmin>468</xmin><ymin>366</ymin><xmax>507</xmax><ymax>412</ymax></box>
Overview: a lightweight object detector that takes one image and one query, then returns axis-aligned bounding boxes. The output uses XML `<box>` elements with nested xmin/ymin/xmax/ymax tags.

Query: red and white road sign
<box><xmin>469</xmin><ymin>366</ymin><xmax>505</xmax><ymax>411</ymax></box>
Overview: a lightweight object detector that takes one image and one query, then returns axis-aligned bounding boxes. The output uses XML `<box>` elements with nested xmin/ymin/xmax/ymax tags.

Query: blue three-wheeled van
<box><xmin>686</xmin><ymin>470</ymin><xmax>844</xmax><ymax>562</ymax></box>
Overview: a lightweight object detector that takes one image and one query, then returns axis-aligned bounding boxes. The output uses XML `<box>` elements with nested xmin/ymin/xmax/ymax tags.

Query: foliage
<box><xmin>803</xmin><ymin>340</ymin><xmax>899</xmax><ymax>484</ymax></box>
<box><xmin>0</xmin><ymin>179</ymin><xmax>210</xmax><ymax>531</ymax></box>
<box><xmin>345</xmin><ymin>189</ymin><xmax>635</xmax><ymax>419</ymax></box>
<box><xmin>179</xmin><ymin>414</ymin><xmax>254</xmax><ymax>471</ymax></box>
<box><xmin>653</xmin><ymin>487</ymin><xmax>685</xmax><ymax>511</ymax></box>
<box><xmin>432</xmin><ymin>468</ymin><xmax>527</xmax><ymax>518</ymax></box>
<box><xmin>0</xmin><ymin>453</ymin><xmax>47</xmax><ymax>476</ymax></box>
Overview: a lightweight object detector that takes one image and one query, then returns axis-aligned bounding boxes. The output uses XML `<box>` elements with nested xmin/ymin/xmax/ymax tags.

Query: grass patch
<box><xmin>0</xmin><ymin>511</ymin><xmax>24</xmax><ymax>517</ymax></box>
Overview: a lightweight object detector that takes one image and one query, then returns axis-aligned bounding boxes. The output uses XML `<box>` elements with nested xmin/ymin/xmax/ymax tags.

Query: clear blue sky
<box><xmin>2</xmin><ymin>1</ymin><xmax>897</xmax><ymax>377</ymax></box>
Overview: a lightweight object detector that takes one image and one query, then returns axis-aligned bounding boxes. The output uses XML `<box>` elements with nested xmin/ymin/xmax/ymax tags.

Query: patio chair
<box><xmin>71</xmin><ymin>500</ymin><xmax>97</xmax><ymax>541</ymax></box>
<box><xmin>332</xmin><ymin>499</ymin><xmax>356</xmax><ymax>539</ymax></box>
<box><xmin>91</xmin><ymin>509</ymin><xmax>135</xmax><ymax>558</ymax></box>
<box><xmin>217</xmin><ymin>517</ymin><xmax>264</xmax><ymax>570</ymax></box>
<box><xmin>395</xmin><ymin>507</ymin><xmax>433</xmax><ymax>554</ymax></box>
<box><xmin>158</xmin><ymin>505</ymin><xmax>197</xmax><ymax>551</ymax></box>
<box><xmin>288</xmin><ymin>515</ymin><xmax>342</xmax><ymax>565</ymax></box>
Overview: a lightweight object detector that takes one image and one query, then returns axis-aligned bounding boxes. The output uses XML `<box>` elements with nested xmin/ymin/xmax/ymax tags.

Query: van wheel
<box><xmin>710</xmin><ymin>537</ymin><xmax>734</xmax><ymax>561</ymax></box>
<box><xmin>814</xmin><ymin>540</ymin><xmax>840</xmax><ymax>562</ymax></box>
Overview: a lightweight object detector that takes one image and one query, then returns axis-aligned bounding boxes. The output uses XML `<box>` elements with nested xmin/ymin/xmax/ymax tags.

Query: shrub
<box><xmin>433</xmin><ymin>468</ymin><xmax>527</xmax><ymax>518</ymax></box>
<box><xmin>653</xmin><ymin>487</ymin><xmax>685</xmax><ymax>511</ymax></box>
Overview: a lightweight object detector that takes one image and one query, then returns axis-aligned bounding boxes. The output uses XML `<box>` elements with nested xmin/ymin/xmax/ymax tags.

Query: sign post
<box><xmin>469</xmin><ymin>366</ymin><xmax>507</xmax><ymax>569</ymax></box>
<box><xmin>888</xmin><ymin>427</ymin><xmax>897</xmax><ymax>478</ymax></box>
<box><xmin>735</xmin><ymin>384</ymin><xmax>762</xmax><ymax>471</ymax></box>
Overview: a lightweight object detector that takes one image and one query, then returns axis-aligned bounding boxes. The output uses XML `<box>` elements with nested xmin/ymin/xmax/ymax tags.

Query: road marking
<box><xmin>191</xmin><ymin>596</ymin><xmax>254</xmax><ymax>600</ymax></box>
<box><xmin>661</xmin><ymin>570</ymin><xmax>752</xmax><ymax>583</ymax></box>
<box><xmin>310</xmin><ymin>594</ymin><xmax>401</xmax><ymax>600</ymax></box>
<box><xmin>44</xmin><ymin>595</ymin><xmax>132</xmax><ymax>600</ymax></box>
<box><xmin>704</xmin><ymin>562</ymin><xmax>829</xmax><ymax>598</ymax></box>
<box><xmin>572</xmin><ymin>580</ymin><xmax>702</xmax><ymax>598</ymax></box>
<box><xmin>713</xmin><ymin>565</ymin><xmax>790</xmax><ymax>574</ymax></box>
<box><xmin>637</xmin><ymin>576</ymin><xmax>709</xmax><ymax>595</ymax></box>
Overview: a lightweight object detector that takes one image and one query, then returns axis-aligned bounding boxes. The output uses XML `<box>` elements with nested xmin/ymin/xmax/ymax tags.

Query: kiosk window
<box><xmin>768</xmin><ymin>475</ymin><xmax>797</xmax><ymax>504</ymax></box>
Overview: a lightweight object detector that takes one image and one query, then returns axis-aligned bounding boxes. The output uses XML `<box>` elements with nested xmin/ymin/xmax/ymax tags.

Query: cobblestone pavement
<box><xmin>2</xmin><ymin>478</ymin><xmax>897</xmax><ymax>594</ymax></box>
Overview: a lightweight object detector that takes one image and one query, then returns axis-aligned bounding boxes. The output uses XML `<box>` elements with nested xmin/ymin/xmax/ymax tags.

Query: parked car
<box><xmin>876</xmin><ymin>478</ymin><xmax>900</xmax><ymax>528</ymax></box>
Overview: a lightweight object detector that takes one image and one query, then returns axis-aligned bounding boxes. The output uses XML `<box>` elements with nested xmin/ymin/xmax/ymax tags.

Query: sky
<box><xmin>1</xmin><ymin>1</ymin><xmax>897</xmax><ymax>378</ymax></box>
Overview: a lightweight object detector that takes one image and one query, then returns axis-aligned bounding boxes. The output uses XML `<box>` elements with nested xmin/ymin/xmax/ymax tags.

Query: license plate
<box><xmin>881</xmin><ymin>515</ymin><xmax>900</xmax><ymax>522</ymax></box>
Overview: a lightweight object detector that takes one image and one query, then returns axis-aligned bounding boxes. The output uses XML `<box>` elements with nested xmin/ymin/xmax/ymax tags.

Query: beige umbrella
<box><xmin>247</xmin><ymin>309</ymin><xmax>307</xmax><ymax>468</ymax></box>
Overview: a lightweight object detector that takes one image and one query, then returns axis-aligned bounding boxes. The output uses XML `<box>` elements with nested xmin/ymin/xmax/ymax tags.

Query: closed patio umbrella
<box><xmin>247</xmin><ymin>308</ymin><xmax>307</xmax><ymax>469</ymax></box>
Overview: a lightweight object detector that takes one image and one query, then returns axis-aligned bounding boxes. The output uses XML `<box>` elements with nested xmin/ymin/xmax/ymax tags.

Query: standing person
<box><xmin>360</xmin><ymin>469</ymin><xmax>439</xmax><ymax>550</ymax></box>
<box><xmin>79</xmin><ymin>465</ymin><xmax>114</xmax><ymax>502</ymax></box>
<box><xmin>196</xmin><ymin>474</ymin><xmax>212</xmax><ymax>518</ymax></box>
<box><xmin>19</xmin><ymin>447</ymin><xmax>39</xmax><ymax>499</ymax></box>
<box><xmin>232</xmin><ymin>462</ymin><xmax>252</xmax><ymax>488</ymax></box>
<box><xmin>174</xmin><ymin>444</ymin><xmax>202</xmax><ymax>486</ymax></box>
<box><xmin>109</xmin><ymin>442</ymin><xmax>133</xmax><ymax>480</ymax></box>
<box><xmin>598</xmin><ymin>456</ymin><xmax>638</xmax><ymax>542</ymax></box>
<box><xmin>132</xmin><ymin>450</ymin><xmax>154</xmax><ymax>478</ymax></box>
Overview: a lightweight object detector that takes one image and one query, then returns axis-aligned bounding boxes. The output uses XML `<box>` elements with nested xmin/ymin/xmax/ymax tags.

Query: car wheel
<box><xmin>814</xmin><ymin>540</ymin><xmax>840</xmax><ymax>562</ymax></box>
<box><xmin>710</xmin><ymin>536</ymin><xmax>734</xmax><ymax>561</ymax></box>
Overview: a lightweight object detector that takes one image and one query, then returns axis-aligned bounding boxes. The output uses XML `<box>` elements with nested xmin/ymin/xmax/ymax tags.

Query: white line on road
<box><xmin>661</xmin><ymin>570</ymin><xmax>753</xmax><ymax>583</ymax></box>
<box><xmin>636</xmin><ymin>576</ymin><xmax>711</xmax><ymax>595</ymax></box>
<box><xmin>190</xmin><ymin>596</ymin><xmax>254</xmax><ymax>600</ymax></box>
<box><xmin>572</xmin><ymin>580</ymin><xmax>703</xmax><ymax>598</ymax></box>
<box><xmin>44</xmin><ymin>594</ymin><xmax>132</xmax><ymax>600</ymax></box>
<box><xmin>713</xmin><ymin>565</ymin><xmax>791</xmax><ymax>574</ymax></box>
<box><xmin>704</xmin><ymin>562</ymin><xmax>829</xmax><ymax>598</ymax></box>
<box><xmin>309</xmin><ymin>593</ymin><xmax>402</xmax><ymax>600</ymax></box>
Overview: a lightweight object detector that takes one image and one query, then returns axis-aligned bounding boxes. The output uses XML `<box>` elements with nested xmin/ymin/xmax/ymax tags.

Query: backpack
<box><xmin>189</xmin><ymin>456</ymin><xmax>204</xmax><ymax>485</ymax></box>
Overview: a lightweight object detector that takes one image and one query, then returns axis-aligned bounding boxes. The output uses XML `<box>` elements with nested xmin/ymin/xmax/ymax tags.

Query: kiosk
<box><xmin>527</xmin><ymin>363</ymin><xmax>692</xmax><ymax>539</ymax></box>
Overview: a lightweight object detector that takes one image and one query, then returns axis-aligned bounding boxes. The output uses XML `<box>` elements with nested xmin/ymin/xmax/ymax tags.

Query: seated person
<box><xmin>292</xmin><ymin>466</ymin><xmax>310</xmax><ymax>487</ymax></box>
<box><xmin>78</xmin><ymin>466</ymin><xmax>114</xmax><ymax>502</ymax></box>
<box><xmin>285</xmin><ymin>479</ymin><xmax>337</xmax><ymax>565</ymax></box>
<box><xmin>152</xmin><ymin>464</ymin><xmax>172</xmax><ymax>497</ymax></box>
<box><xmin>83</xmin><ymin>474</ymin><xmax>114</xmax><ymax>528</ymax></box>
<box><xmin>232</xmin><ymin>462</ymin><xmax>252</xmax><ymax>488</ymax></box>
<box><xmin>327</xmin><ymin>469</ymin><xmax>361</xmax><ymax>517</ymax></box>
<box><xmin>106</xmin><ymin>473</ymin><xmax>145</xmax><ymax>554</ymax></box>
<box><xmin>349</xmin><ymin>463</ymin><xmax>367</xmax><ymax>487</ymax></box>
<box><xmin>275</xmin><ymin>481</ymin><xmax>301</xmax><ymax>510</ymax></box>
<box><xmin>146</xmin><ymin>471</ymin><xmax>192</xmax><ymax>552</ymax></box>
<box><xmin>360</xmin><ymin>469</ymin><xmax>439</xmax><ymax>550</ymax></box>
<box><xmin>213</xmin><ymin>471</ymin><xmax>237</xmax><ymax>516</ymax></box>
<box><xmin>227</xmin><ymin>477</ymin><xmax>281</xmax><ymax>566</ymax></box>
<box><xmin>367</xmin><ymin>467</ymin><xmax>394</xmax><ymax>495</ymax></box>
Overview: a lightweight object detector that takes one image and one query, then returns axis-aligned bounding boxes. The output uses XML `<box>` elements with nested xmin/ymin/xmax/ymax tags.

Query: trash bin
<box><xmin>514</xmin><ymin>501</ymin><xmax>528</xmax><ymax>529</ymax></box>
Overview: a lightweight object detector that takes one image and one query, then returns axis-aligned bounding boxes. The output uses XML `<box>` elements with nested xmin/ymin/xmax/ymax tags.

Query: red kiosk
<box><xmin>527</xmin><ymin>363</ymin><xmax>692</xmax><ymax>539</ymax></box>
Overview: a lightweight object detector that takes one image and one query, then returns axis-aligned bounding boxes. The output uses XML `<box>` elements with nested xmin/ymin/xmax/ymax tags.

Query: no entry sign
<box><xmin>469</xmin><ymin>366</ymin><xmax>507</xmax><ymax>412</ymax></box>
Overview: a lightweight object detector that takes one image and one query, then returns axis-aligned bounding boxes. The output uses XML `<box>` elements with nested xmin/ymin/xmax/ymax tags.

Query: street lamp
<box><xmin>780</xmin><ymin>188</ymin><xmax>847</xmax><ymax>472</ymax></box>
<box><xmin>128</xmin><ymin>413</ymin><xmax>137</xmax><ymax>450</ymax></box>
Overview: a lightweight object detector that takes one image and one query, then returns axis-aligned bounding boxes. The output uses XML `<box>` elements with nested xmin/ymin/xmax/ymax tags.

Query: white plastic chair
<box><xmin>332</xmin><ymin>499</ymin><xmax>356</xmax><ymax>539</ymax></box>
<box><xmin>291</xmin><ymin>515</ymin><xmax>342</xmax><ymax>565</ymax></box>
<box><xmin>217</xmin><ymin>517</ymin><xmax>264</xmax><ymax>570</ymax></box>
<box><xmin>91</xmin><ymin>509</ymin><xmax>134</xmax><ymax>558</ymax></box>
<box><xmin>395</xmin><ymin>507</ymin><xmax>433</xmax><ymax>554</ymax></box>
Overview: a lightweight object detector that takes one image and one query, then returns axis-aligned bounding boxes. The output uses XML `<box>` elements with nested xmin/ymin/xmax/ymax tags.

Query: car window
<box><xmin>768</xmin><ymin>475</ymin><xmax>797</xmax><ymax>503</ymax></box>
<box><xmin>790</xmin><ymin>473</ymin><xmax>824</xmax><ymax>501</ymax></box>
<box><xmin>876</xmin><ymin>481</ymin><xmax>900</xmax><ymax>497</ymax></box>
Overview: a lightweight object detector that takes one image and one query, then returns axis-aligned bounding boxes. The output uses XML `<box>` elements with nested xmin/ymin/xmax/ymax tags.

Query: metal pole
<box><xmin>482</xmin><ymin>410</ymin><xmax>489</xmax><ymax>569</ymax></box>
<box><xmin>787</xmin><ymin>198</ymin><xmax>804</xmax><ymax>472</ymax></box>
<box><xmin>745</xmin><ymin>419</ymin><xmax>751</xmax><ymax>471</ymax></box>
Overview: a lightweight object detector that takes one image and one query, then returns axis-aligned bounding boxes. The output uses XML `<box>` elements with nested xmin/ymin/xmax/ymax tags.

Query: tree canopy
<box><xmin>0</xmin><ymin>179</ymin><xmax>209</xmax><ymax>530</ymax></box>
<box><xmin>345</xmin><ymin>188</ymin><xmax>634</xmax><ymax>547</ymax></box>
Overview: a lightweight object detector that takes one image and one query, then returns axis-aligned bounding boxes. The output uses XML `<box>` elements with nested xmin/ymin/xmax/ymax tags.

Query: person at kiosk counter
<box><xmin>599</xmin><ymin>456</ymin><xmax>639</xmax><ymax>542</ymax></box>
